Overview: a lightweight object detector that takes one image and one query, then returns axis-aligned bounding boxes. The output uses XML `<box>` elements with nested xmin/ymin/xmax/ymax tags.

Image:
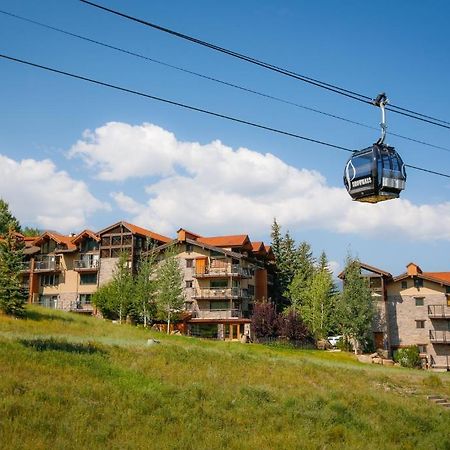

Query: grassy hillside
<box><xmin>1</xmin><ymin>307</ymin><xmax>449</xmax><ymax>450</ymax></box>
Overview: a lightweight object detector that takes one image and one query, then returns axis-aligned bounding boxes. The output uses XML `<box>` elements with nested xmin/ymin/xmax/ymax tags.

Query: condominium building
<box><xmin>342</xmin><ymin>262</ymin><xmax>450</xmax><ymax>370</ymax></box>
<box><xmin>156</xmin><ymin>228</ymin><xmax>275</xmax><ymax>340</ymax></box>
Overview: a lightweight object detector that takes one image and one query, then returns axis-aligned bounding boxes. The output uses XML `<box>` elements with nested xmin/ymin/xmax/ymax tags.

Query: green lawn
<box><xmin>1</xmin><ymin>306</ymin><xmax>449</xmax><ymax>450</ymax></box>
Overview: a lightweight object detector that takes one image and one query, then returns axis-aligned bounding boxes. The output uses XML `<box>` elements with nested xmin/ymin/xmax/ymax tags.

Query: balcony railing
<box><xmin>192</xmin><ymin>287</ymin><xmax>252</xmax><ymax>299</ymax></box>
<box><xmin>191</xmin><ymin>309</ymin><xmax>242</xmax><ymax>319</ymax></box>
<box><xmin>428</xmin><ymin>305</ymin><xmax>450</xmax><ymax>319</ymax></box>
<box><xmin>34</xmin><ymin>260</ymin><xmax>61</xmax><ymax>271</ymax></box>
<box><xmin>74</xmin><ymin>259</ymin><xmax>99</xmax><ymax>270</ymax></box>
<box><xmin>194</xmin><ymin>264</ymin><xmax>253</xmax><ymax>278</ymax></box>
<box><xmin>429</xmin><ymin>330</ymin><xmax>450</xmax><ymax>343</ymax></box>
<box><xmin>69</xmin><ymin>301</ymin><xmax>94</xmax><ymax>313</ymax></box>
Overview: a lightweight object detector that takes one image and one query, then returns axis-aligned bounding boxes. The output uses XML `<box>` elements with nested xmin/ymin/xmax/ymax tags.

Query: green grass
<box><xmin>1</xmin><ymin>307</ymin><xmax>449</xmax><ymax>450</ymax></box>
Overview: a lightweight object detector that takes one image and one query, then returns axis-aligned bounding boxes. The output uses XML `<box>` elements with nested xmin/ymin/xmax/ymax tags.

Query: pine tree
<box><xmin>0</xmin><ymin>199</ymin><xmax>21</xmax><ymax>235</ymax></box>
<box><xmin>0</xmin><ymin>229</ymin><xmax>27</xmax><ymax>316</ymax></box>
<box><xmin>155</xmin><ymin>245</ymin><xmax>184</xmax><ymax>334</ymax></box>
<box><xmin>287</xmin><ymin>241</ymin><xmax>315</xmax><ymax>309</ymax></box>
<box><xmin>270</xmin><ymin>219</ymin><xmax>284</xmax><ymax>305</ymax></box>
<box><xmin>132</xmin><ymin>252</ymin><xmax>157</xmax><ymax>327</ymax></box>
<box><xmin>22</xmin><ymin>226</ymin><xmax>41</xmax><ymax>237</ymax></box>
<box><xmin>337</xmin><ymin>256</ymin><xmax>375</xmax><ymax>354</ymax></box>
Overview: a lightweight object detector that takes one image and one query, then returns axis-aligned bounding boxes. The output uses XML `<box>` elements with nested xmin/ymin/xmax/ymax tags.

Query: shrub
<box><xmin>393</xmin><ymin>346</ymin><xmax>421</xmax><ymax>369</ymax></box>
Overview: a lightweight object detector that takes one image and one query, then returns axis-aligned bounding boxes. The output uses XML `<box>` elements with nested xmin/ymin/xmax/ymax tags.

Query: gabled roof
<box><xmin>338</xmin><ymin>262</ymin><xmax>392</xmax><ymax>280</ymax></box>
<box><xmin>394</xmin><ymin>271</ymin><xmax>450</xmax><ymax>286</ymax></box>
<box><xmin>425</xmin><ymin>272</ymin><xmax>450</xmax><ymax>284</ymax></box>
<box><xmin>32</xmin><ymin>231</ymin><xmax>77</xmax><ymax>252</ymax></box>
<box><xmin>71</xmin><ymin>229</ymin><xmax>100</xmax><ymax>244</ymax></box>
<box><xmin>251</xmin><ymin>241</ymin><xmax>265</xmax><ymax>253</ymax></box>
<box><xmin>97</xmin><ymin>221</ymin><xmax>172</xmax><ymax>244</ymax></box>
<box><xmin>264</xmin><ymin>245</ymin><xmax>275</xmax><ymax>261</ymax></box>
<box><xmin>197</xmin><ymin>234</ymin><xmax>252</xmax><ymax>250</ymax></box>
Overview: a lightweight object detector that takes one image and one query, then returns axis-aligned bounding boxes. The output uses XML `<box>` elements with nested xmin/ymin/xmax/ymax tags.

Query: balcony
<box><xmin>34</xmin><ymin>259</ymin><xmax>61</xmax><ymax>272</ymax></box>
<box><xmin>429</xmin><ymin>330</ymin><xmax>450</xmax><ymax>344</ymax></box>
<box><xmin>74</xmin><ymin>259</ymin><xmax>99</xmax><ymax>271</ymax></box>
<box><xmin>191</xmin><ymin>309</ymin><xmax>242</xmax><ymax>319</ymax></box>
<box><xmin>69</xmin><ymin>301</ymin><xmax>94</xmax><ymax>314</ymax></box>
<box><xmin>193</xmin><ymin>264</ymin><xmax>252</xmax><ymax>278</ymax></box>
<box><xmin>192</xmin><ymin>288</ymin><xmax>252</xmax><ymax>300</ymax></box>
<box><xmin>428</xmin><ymin>305</ymin><xmax>450</xmax><ymax>319</ymax></box>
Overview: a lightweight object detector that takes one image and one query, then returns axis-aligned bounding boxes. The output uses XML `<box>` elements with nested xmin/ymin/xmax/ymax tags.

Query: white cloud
<box><xmin>0</xmin><ymin>155</ymin><xmax>108</xmax><ymax>232</ymax></box>
<box><xmin>70</xmin><ymin>122</ymin><xmax>450</xmax><ymax>241</ymax></box>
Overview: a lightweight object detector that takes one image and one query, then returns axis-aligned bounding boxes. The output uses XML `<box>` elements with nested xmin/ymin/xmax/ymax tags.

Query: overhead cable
<box><xmin>79</xmin><ymin>0</ymin><xmax>450</xmax><ymax>130</ymax></box>
<box><xmin>1</xmin><ymin>9</ymin><xmax>449</xmax><ymax>154</ymax></box>
<box><xmin>0</xmin><ymin>52</ymin><xmax>448</xmax><ymax>179</ymax></box>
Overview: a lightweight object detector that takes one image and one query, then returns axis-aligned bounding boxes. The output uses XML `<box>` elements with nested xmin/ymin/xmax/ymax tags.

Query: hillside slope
<box><xmin>1</xmin><ymin>307</ymin><xmax>449</xmax><ymax>450</ymax></box>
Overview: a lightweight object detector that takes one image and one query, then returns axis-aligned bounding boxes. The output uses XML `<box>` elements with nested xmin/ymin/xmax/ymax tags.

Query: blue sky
<box><xmin>0</xmin><ymin>0</ymin><xmax>449</xmax><ymax>275</ymax></box>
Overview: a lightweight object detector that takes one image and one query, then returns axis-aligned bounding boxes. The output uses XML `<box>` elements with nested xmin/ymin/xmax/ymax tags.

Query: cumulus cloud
<box><xmin>0</xmin><ymin>155</ymin><xmax>108</xmax><ymax>232</ymax></box>
<box><xmin>70</xmin><ymin>122</ymin><xmax>450</xmax><ymax>241</ymax></box>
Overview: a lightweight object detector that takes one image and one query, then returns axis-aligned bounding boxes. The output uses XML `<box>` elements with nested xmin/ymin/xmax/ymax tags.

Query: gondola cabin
<box><xmin>343</xmin><ymin>143</ymin><xmax>407</xmax><ymax>203</ymax></box>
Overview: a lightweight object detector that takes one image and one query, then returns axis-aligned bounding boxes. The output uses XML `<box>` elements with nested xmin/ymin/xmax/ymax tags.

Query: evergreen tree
<box><xmin>132</xmin><ymin>252</ymin><xmax>157</xmax><ymax>327</ymax></box>
<box><xmin>155</xmin><ymin>245</ymin><xmax>184</xmax><ymax>334</ymax></box>
<box><xmin>270</xmin><ymin>218</ymin><xmax>284</xmax><ymax>305</ymax></box>
<box><xmin>337</xmin><ymin>256</ymin><xmax>375</xmax><ymax>354</ymax></box>
<box><xmin>0</xmin><ymin>229</ymin><xmax>27</xmax><ymax>316</ymax></box>
<box><xmin>287</xmin><ymin>241</ymin><xmax>315</xmax><ymax>309</ymax></box>
<box><xmin>0</xmin><ymin>199</ymin><xmax>21</xmax><ymax>235</ymax></box>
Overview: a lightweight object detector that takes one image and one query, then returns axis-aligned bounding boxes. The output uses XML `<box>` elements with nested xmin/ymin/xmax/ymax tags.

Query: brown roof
<box><xmin>425</xmin><ymin>272</ymin><xmax>450</xmax><ymax>284</ymax></box>
<box><xmin>71</xmin><ymin>229</ymin><xmax>100</xmax><ymax>244</ymax></box>
<box><xmin>338</xmin><ymin>262</ymin><xmax>392</xmax><ymax>280</ymax></box>
<box><xmin>122</xmin><ymin>222</ymin><xmax>172</xmax><ymax>243</ymax></box>
<box><xmin>198</xmin><ymin>234</ymin><xmax>250</xmax><ymax>248</ymax></box>
<box><xmin>32</xmin><ymin>232</ymin><xmax>77</xmax><ymax>250</ymax></box>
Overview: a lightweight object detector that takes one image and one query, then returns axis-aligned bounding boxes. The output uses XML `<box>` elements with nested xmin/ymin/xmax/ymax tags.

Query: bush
<box><xmin>393</xmin><ymin>346</ymin><xmax>421</xmax><ymax>369</ymax></box>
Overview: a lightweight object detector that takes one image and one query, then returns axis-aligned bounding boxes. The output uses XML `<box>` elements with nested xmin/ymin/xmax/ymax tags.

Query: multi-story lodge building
<box><xmin>341</xmin><ymin>262</ymin><xmax>450</xmax><ymax>370</ymax></box>
<box><xmin>19</xmin><ymin>221</ymin><xmax>274</xmax><ymax>341</ymax></box>
<box><xmin>156</xmin><ymin>228</ymin><xmax>274</xmax><ymax>340</ymax></box>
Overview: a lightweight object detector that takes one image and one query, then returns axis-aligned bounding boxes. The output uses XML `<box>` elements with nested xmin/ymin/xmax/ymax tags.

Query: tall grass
<box><xmin>0</xmin><ymin>306</ymin><xmax>449</xmax><ymax>450</ymax></box>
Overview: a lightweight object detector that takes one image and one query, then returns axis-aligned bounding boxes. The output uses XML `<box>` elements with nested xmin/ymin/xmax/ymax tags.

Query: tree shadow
<box><xmin>20</xmin><ymin>338</ymin><xmax>106</xmax><ymax>355</ymax></box>
<box><xmin>24</xmin><ymin>309</ymin><xmax>74</xmax><ymax>323</ymax></box>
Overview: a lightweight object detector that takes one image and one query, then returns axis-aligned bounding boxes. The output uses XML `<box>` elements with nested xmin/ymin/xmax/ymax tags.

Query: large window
<box><xmin>79</xmin><ymin>294</ymin><xmax>91</xmax><ymax>305</ymax></box>
<box><xmin>211</xmin><ymin>280</ymin><xmax>227</xmax><ymax>288</ymax></box>
<box><xmin>415</xmin><ymin>297</ymin><xmax>424</xmax><ymax>306</ymax></box>
<box><xmin>210</xmin><ymin>301</ymin><xmax>229</xmax><ymax>310</ymax></box>
<box><xmin>80</xmin><ymin>273</ymin><xmax>97</xmax><ymax>285</ymax></box>
<box><xmin>40</xmin><ymin>274</ymin><xmax>59</xmax><ymax>286</ymax></box>
<box><xmin>401</xmin><ymin>281</ymin><xmax>408</xmax><ymax>289</ymax></box>
<box><xmin>414</xmin><ymin>278</ymin><xmax>423</xmax><ymax>288</ymax></box>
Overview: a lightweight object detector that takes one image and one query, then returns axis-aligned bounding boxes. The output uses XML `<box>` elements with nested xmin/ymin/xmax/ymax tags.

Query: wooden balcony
<box><xmin>428</xmin><ymin>305</ymin><xmax>450</xmax><ymax>319</ymax></box>
<box><xmin>191</xmin><ymin>309</ymin><xmax>242</xmax><ymax>319</ymax></box>
<box><xmin>69</xmin><ymin>301</ymin><xmax>94</xmax><ymax>314</ymax></box>
<box><xmin>34</xmin><ymin>259</ymin><xmax>61</xmax><ymax>272</ymax></box>
<box><xmin>74</xmin><ymin>259</ymin><xmax>99</xmax><ymax>271</ymax></box>
<box><xmin>193</xmin><ymin>265</ymin><xmax>252</xmax><ymax>279</ymax></box>
<box><xmin>429</xmin><ymin>330</ymin><xmax>450</xmax><ymax>344</ymax></box>
<box><xmin>19</xmin><ymin>261</ymin><xmax>32</xmax><ymax>272</ymax></box>
<box><xmin>192</xmin><ymin>287</ymin><xmax>252</xmax><ymax>300</ymax></box>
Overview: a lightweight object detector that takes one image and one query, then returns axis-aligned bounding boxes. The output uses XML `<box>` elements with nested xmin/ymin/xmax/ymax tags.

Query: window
<box><xmin>414</xmin><ymin>278</ymin><xmax>423</xmax><ymax>288</ymax></box>
<box><xmin>211</xmin><ymin>280</ymin><xmax>227</xmax><ymax>288</ymax></box>
<box><xmin>186</xmin><ymin>259</ymin><xmax>194</xmax><ymax>268</ymax></box>
<box><xmin>210</xmin><ymin>301</ymin><xmax>229</xmax><ymax>310</ymax></box>
<box><xmin>186</xmin><ymin>243</ymin><xmax>194</xmax><ymax>252</ymax></box>
<box><xmin>79</xmin><ymin>294</ymin><xmax>91</xmax><ymax>305</ymax></box>
<box><xmin>247</xmin><ymin>284</ymin><xmax>255</xmax><ymax>296</ymax></box>
<box><xmin>40</xmin><ymin>274</ymin><xmax>59</xmax><ymax>286</ymax></box>
<box><xmin>401</xmin><ymin>281</ymin><xmax>408</xmax><ymax>289</ymax></box>
<box><xmin>415</xmin><ymin>297</ymin><xmax>424</xmax><ymax>306</ymax></box>
<box><xmin>185</xmin><ymin>280</ymin><xmax>193</xmax><ymax>288</ymax></box>
<box><xmin>415</xmin><ymin>320</ymin><xmax>425</xmax><ymax>329</ymax></box>
<box><xmin>417</xmin><ymin>344</ymin><xmax>427</xmax><ymax>354</ymax></box>
<box><xmin>80</xmin><ymin>273</ymin><xmax>97</xmax><ymax>285</ymax></box>
<box><xmin>446</xmin><ymin>286</ymin><xmax>450</xmax><ymax>294</ymax></box>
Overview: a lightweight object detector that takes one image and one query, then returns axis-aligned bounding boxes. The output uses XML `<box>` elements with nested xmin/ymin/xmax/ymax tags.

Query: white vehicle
<box><xmin>327</xmin><ymin>335</ymin><xmax>343</xmax><ymax>347</ymax></box>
